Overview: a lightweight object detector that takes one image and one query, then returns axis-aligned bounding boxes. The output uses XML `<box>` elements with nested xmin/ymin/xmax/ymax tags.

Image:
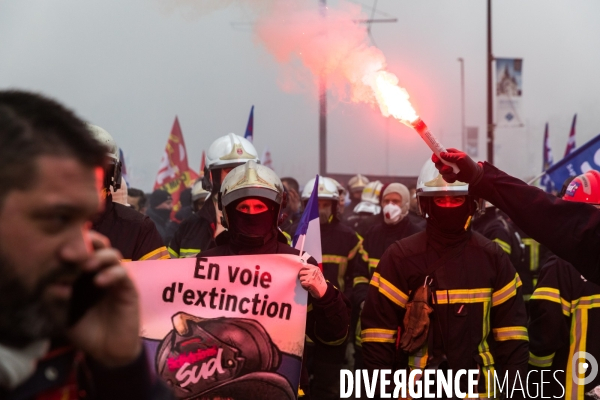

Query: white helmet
<box><xmin>88</xmin><ymin>123</ymin><xmax>122</xmax><ymax>191</ymax></box>
<box><xmin>361</xmin><ymin>181</ymin><xmax>383</xmax><ymax>204</ymax></box>
<box><xmin>353</xmin><ymin>201</ymin><xmax>381</xmax><ymax>215</ymax></box>
<box><xmin>88</xmin><ymin>124</ymin><xmax>119</xmax><ymax>161</ymax></box>
<box><xmin>301</xmin><ymin>176</ymin><xmax>340</xmax><ymax>201</ymax></box>
<box><xmin>348</xmin><ymin>174</ymin><xmax>369</xmax><ymax>193</ymax></box>
<box><xmin>220</xmin><ymin>160</ymin><xmax>283</xmax><ymax>210</ymax></box>
<box><xmin>206</xmin><ymin>133</ymin><xmax>259</xmax><ymax>170</ymax></box>
<box><xmin>416</xmin><ymin>159</ymin><xmax>468</xmax><ymax>197</ymax></box>
<box><xmin>191</xmin><ymin>179</ymin><xmax>210</xmax><ymax>202</ymax></box>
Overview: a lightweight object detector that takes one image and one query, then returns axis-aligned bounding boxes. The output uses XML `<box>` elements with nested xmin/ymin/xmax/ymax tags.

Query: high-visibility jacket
<box><xmin>92</xmin><ymin>196</ymin><xmax>169</xmax><ymax>261</ymax></box>
<box><xmin>361</xmin><ymin>231</ymin><xmax>529</xmax><ymax>397</ymax></box>
<box><xmin>529</xmin><ymin>256</ymin><xmax>600</xmax><ymax>399</ymax></box>
<box><xmin>168</xmin><ymin>199</ymin><xmax>217</xmax><ymax>258</ymax></box>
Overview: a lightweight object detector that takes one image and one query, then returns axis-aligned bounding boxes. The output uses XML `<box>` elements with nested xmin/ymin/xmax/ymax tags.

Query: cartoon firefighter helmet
<box><xmin>301</xmin><ymin>176</ymin><xmax>340</xmax><ymax>202</ymax></box>
<box><xmin>561</xmin><ymin>170</ymin><xmax>600</xmax><ymax>206</ymax></box>
<box><xmin>156</xmin><ymin>312</ymin><xmax>295</xmax><ymax>400</ymax></box>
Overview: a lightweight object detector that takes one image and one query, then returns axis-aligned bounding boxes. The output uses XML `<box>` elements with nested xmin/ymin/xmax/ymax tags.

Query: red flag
<box><xmin>154</xmin><ymin>117</ymin><xmax>198</xmax><ymax>220</ymax></box>
<box><xmin>199</xmin><ymin>150</ymin><xmax>206</xmax><ymax>179</ymax></box>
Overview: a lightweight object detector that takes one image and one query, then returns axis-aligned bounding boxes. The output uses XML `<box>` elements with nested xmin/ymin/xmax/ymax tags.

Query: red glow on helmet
<box><xmin>562</xmin><ymin>170</ymin><xmax>600</xmax><ymax>205</ymax></box>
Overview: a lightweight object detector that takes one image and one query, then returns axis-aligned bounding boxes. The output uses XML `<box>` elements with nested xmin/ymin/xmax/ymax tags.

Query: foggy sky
<box><xmin>1</xmin><ymin>0</ymin><xmax>599</xmax><ymax>190</ymax></box>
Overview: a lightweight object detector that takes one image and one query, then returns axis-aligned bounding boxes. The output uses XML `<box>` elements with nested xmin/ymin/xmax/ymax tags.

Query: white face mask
<box><xmin>383</xmin><ymin>203</ymin><xmax>404</xmax><ymax>225</ymax></box>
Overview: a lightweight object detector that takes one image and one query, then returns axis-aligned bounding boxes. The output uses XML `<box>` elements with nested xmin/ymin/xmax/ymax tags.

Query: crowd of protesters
<box><xmin>2</xmin><ymin>88</ymin><xmax>600</xmax><ymax>400</ymax></box>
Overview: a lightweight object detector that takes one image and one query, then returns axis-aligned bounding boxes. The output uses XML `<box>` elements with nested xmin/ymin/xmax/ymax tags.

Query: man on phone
<box><xmin>0</xmin><ymin>90</ymin><xmax>173</xmax><ymax>399</ymax></box>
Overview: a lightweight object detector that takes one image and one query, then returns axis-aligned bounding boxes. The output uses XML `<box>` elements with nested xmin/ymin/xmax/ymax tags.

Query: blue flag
<box><xmin>564</xmin><ymin>113</ymin><xmax>577</xmax><ymax>157</ymax></box>
<box><xmin>545</xmin><ymin>133</ymin><xmax>600</xmax><ymax>190</ymax></box>
<box><xmin>292</xmin><ymin>176</ymin><xmax>322</xmax><ymax>267</ymax></box>
<box><xmin>244</xmin><ymin>105</ymin><xmax>254</xmax><ymax>143</ymax></box>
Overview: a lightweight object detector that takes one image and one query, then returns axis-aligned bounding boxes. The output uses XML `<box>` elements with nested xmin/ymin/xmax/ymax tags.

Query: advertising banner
<box><xmin>496</xmin><ymin>58</ymin><xmax>524</xmax><ymax>128</ymax></box>
<box><xmin>126</xmin><ymin>254</ymin><xmax>309</xmax><ymax>400</ymax></box>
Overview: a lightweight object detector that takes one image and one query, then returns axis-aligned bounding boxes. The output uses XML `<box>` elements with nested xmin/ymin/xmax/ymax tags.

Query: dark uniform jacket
<box><xmin>2</xmin><ymin>343</ymin><xmax>173</xmax><ymax>400</ymax></box>
<box><xmin>473</xmin><ymin>209</ymin><xmax>534</xmax><ymax>301</ymax></box>
<box><xmin>352</xmin><ymin>217</ymin><xmax>423</xmax><ymax>349</ymax></box>
<box><xmin>319</xmin><ymin>220</ymin><xmax>368</xmax><ymax>299</ymax></box>
<box><xmin>469</xmin><ymin>162</ymin><xmax>600</xmax><ymax>286</ymax></box>
<box><xmin>361</xmin><ymin>230</ymin><xmax>529</xmax><ymax>398</ymax></box>
<box><xmin>200</xmin><ymin>232</ymin><xmax>351</xmax><ymax>399</ymax></box>
<box><xmin>92</xmin><ymin>196</ymin><xmax>169</xmax><ymax>261</ymax></box>
<box><xmin>529</xmin><ymin>256</ymin><xmax>600</xmax><ymax>399</ymax></box>
<box><xmin>168</xmin><ymin>198</ymin><xmax>218</xmax><ymax>258</ymax></box>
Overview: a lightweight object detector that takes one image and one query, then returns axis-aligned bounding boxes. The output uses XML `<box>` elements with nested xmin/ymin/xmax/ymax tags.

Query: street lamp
<box><xmin>458</xmin><ymin>57</ymin><xmax>465</xmax><ymax>151</ymax></box>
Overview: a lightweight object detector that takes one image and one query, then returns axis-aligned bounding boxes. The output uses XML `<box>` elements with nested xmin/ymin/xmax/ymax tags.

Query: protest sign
<box><xmin>126</xmin><ymin>254</ymin><xmax>309</xmax><ymax>399</ymax></box>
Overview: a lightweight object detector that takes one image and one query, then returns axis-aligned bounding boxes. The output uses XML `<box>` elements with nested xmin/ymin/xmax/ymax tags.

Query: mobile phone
<box><xmin>68</xmin><ymin>272</ymin><xmax>106</xmax><ymax>326</ymax></box>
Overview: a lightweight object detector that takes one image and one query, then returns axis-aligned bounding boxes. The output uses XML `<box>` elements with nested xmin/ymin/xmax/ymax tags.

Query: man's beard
<box><xmin>0</xmin><ymin>250</ymin><xmax>80</xmax><ymax>348</ymax></box>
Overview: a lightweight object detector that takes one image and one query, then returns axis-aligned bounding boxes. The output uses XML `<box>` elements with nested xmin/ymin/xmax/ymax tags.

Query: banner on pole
<box><xmin>126</xmin><ymin>254</ymin><xmax>308</xmax><ymax>400</ymax></box>
<box><xmin>495</xmin><ymin>58</ymin><xmax>524</xmax><ymax>128</ymax></box>
<box><xmin>545</xmin><ymin>133</ymin><xmax>600</xmax><ymax>190</ymax></box>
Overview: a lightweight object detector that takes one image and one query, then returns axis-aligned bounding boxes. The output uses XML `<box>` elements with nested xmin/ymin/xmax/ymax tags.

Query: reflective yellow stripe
<box><xmin>370</xmin><ymin>272</ymin><xmax>409</xmax><ymax>308</ymax></box>
<box><xmin>522</xmin><ymin>238</ymin><xmax>540</xmax><ymax>272</ymax></box>
<box><xmin>492</xmin><ymin>273</ymin><xmax>522</xmax><ymax>307</ymax></box>
<box><xmin>492</xmin><ymin>326</ymin><xmax>528</xmax><ymax>341</ymax></box>
<box><xmin>493</xmin><ymin>238</ymin><xmax>512</xmax><ymax>254</ymax></box>
<box><xmin>408</xmin><ymin>344</ymin><xmax>428</xmax><ymax>369</ymax></box>
<box><xmin>322</xmin><ymin>254</ymin><xmax>347</xmax><ymax>264</ymax></box>
<box><xmin>353</xmin><ymin>276</ymin><xmax>369</xmax><ymax>286</ymax></box>
<box><xmin>368</xmin><ymin>258</ymin><xmax>380</xmax><ymax>273</ymax></box>
<box><xmin>179</xmin><ymin>248</ymin><xmax>201</xmax><ymax>258</ymax></box>
<box><xmin>530</xmin><ymin>287</ymin><xmax>571</xmax><ymax>316</ymax></box>
<box><xmin>315</xmin><ymin>328</ymin><xmax>348</xmax><ymax>346</ymax></box>
<box><xmin>478</xmin><ymin>300</ymin><xmax>495</xmax><ymax>366</ymax></box>
<box><xmin>571</xmin><ymin>294</ymin><xmax>600</xmax><ymax>310</ymax></box>
<box><xmin>307</xmin><ymin>304</ymin><xmax>313</xmax><ymax>312</ymax></box>
<box><xmin>349</xmin><ymin>234</ymin><xmax>368</xmax><ymax>262</ymax></box>
<box><xmin>529</xmin><ymin>352</ymin><xmax>554</xmax><ymax>368</ymax></box>
<box><xmin>435</xmin><ymin>288</ymin><xmax>492</xmax><ymax>304</ymax></box>
<box><xmin>168</xmin><ymin>247</ymin><xmax>179</xmax><ymax>258</ymax></box>
<box><xmin>139</xmin><ymin>246</ymin><xmax>170</xmax><ymax>261</ymax></box>
<box><xmin>567</xmin><ymin>308</ymin><xmax>587</xmax><ymax>399</ymax></box>
<box><xmin>282</xmin><ymin>230</ymin><xmax>292</xmax><ymax>245</ymax></box>
<box><xmin>361</xmin><ymin>328</ymin><xmax>396</xmax><ymax>343</ymax></box>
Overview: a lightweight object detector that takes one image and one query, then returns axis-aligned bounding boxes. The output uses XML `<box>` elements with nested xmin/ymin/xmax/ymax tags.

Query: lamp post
<box><xmin>458</xmin><ymin>57</ymin><xmax>465</xmax><ymax>150</ymax></box>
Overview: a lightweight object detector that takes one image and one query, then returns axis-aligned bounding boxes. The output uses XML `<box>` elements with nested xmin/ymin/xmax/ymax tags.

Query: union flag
<box><xmin>154</xmin><ymin>117</ymin><xmax>198</xmax><ymax>220</ymax></box>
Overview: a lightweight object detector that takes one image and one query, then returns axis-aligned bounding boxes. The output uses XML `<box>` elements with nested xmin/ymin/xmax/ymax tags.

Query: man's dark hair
<box><xmin>128</xmin><ymin>188</ymin><xmax>147</xmax><ymax>209</ymax></box>
<box><xmin>281</xmin><ymin>177</ymin><xmax>299</xmax><ymax>193</ymax></box>
<box><xmin>0</xmin><ymin>90</ymin><xmax>106</xmax><ymax>202</ymax></box>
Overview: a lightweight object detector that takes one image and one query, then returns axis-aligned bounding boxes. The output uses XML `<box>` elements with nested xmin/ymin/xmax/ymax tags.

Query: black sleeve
<box><xmin>470</xmin><ymin>162</ymin><xmax>600</xmax><ymax>285</ymax></box>
<box><xmin>88</xmin><ymin>347</ymin><xmax>175</xmax><ymax>400</ymax></box>
<box><xmin>306</xmin><ymin>282</ymin><xmax>351</xmax><ymax>346</ymax></box>
<box><xmin>132</xmin><ymin>218</ymin><xmax>170</xmax><ymax>261</ymax></box>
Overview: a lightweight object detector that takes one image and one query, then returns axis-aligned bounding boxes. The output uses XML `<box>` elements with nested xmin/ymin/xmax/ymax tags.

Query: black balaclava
<box><xmin>226</xmin><ymin>198</ymin><xmax>278</xmax><ymax>248</ymax></box>
<box><xmin>424</xmin><ymin>196</ymin><xmax>474</xmax><ymax>253</ymax></box>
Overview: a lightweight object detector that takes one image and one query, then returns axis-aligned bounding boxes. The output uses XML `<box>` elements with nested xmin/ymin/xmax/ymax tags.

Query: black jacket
<box><xmin>470</xmin><ymin>162</ymin><xmax>600</xmax><ymax>285</ymax></box>
<box><xmin>353</xmin><ymin>217</ymin><xmax>423</xmax><ymax>308</ymax></box>
<box><xmin>361</xmin><ymin>230</ymin><xmax>529</xmax><ymax>398</ymax></box>
<box><xmin>529</xmin><ymin>256</ymin><xmax>600</xmax><ymax>399</ymax></box>
<box><xmin>200</xmin><ymin>232</ymin><xmax>351</xmax><ymax>399</ymax></box>
<box><xmin>92</xmin><ymin>196</ymin><xmax>169</xmax><ymax>261</ymax></box>
<box><xmin>2</xmin><ymin>343</ymin><xmax>173</xmax><ymax>400</ymax></box>
<box><xmin>168</xmin><ymin>199</ymin><xmax>218</xmax><ymax>258</ymax></box>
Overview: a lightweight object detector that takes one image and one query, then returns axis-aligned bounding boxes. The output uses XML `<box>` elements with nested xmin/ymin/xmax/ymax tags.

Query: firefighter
<box><xmin>200</xmin><ymin>161</ymin><xmax>350</xmax><ymax>399</ymax></box>
<box><xmin>300</xmin><ymin>176</ymin><xmax>368</xmax><ymax>399</ymax></box>
<box><xmin>528</xmin><ymin>170</ymin><xmax>600</xmax><ymax>399</ymax></box>
<box><xmin>342</xmin><ymin>174</ymin><xmax>369</xmax><ymax>220</ymax></box>
<box><xmin>89</xmin><ymin>124</ymin><xmax>169</xmax><ymax>261</ymax></box>
<box><xmin>433</xmin><ymin>149</ymin><xmax>600</xmax><ymax>286</ymax></box>
<box><xmin>345</xmin><ymin>180</ymin><xmax>383</xmax><ymax>235</ymax></box>
<box><xmin>352</xmin><ymin>183</ymin><xmax>424</xmax><ymax>369</ymax></box>
<box><xmin>361</xmin><ymin>159</ymin><xmax>528</xmax><ymax>398</ymax></box>
<box><xmin>168</xmin><ymin>133</ymin><xmax>259</xmax><ymax>258</ymax></box>
<box><xmin>472</xmin><ymin>203</ymin><xmax>534</xmax><ymax>304</ymax></box>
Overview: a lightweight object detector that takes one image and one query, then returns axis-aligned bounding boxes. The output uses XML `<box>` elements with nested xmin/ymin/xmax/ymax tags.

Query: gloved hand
<box><xmin>299</xmin><ymin>264</ymin><xmax>327</xmax><ymax>299</ymax></box>
<box><xmin>431</xmin><ymin>148</ymin><xmax>484</xmax><ymax>185</ymax></box>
